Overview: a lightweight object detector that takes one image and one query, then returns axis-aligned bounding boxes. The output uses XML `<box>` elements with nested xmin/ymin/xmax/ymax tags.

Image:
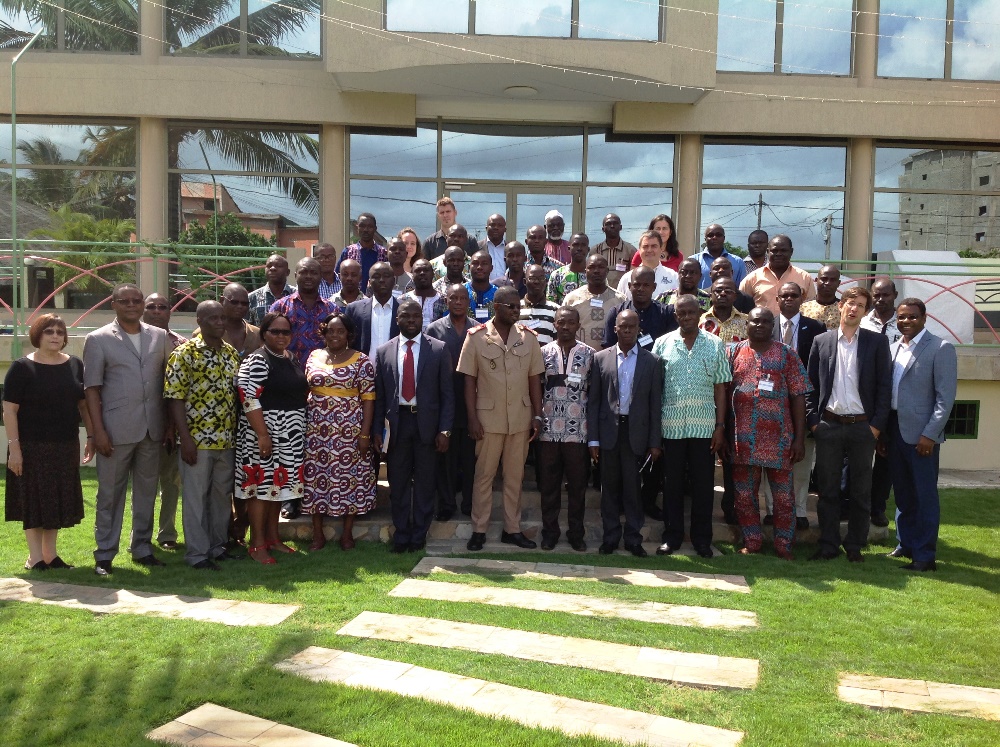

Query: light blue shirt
<box><xmin>697</xmin><ymin>248</ymin><xmax>747</xmax><ymax>290</ymax></box>
<box><xmin>616</xmin><ymin>343</ymin><xmax>638</xmax><ymax>415</ymax></box>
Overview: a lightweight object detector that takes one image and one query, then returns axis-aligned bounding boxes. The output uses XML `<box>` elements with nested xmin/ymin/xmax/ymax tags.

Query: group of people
<box><xmin>3</xmin><ymin>200</ymin><xmax>957</xmax><ymax>574</ymax></box>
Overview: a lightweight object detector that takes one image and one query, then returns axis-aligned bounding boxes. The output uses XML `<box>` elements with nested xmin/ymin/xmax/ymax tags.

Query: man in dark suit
<box><xmin>761</xmin><ymin>281</ymin><xmax>826</xmax><ymax>529</ymax></box>
<box><xmin>345</xmin><ymin>262</ymin><xmax>399</xmax><ymax>359</ymax></box>
<box><xmin>587</xmin><ymin>309</ymin><xmax>663</xmax><ymax>557</ymax></box>
<box><xmin>806</xmin><ymin>287</ymin><xmax>892</xmax><ymax>563</ymax></box>
<box><xmin>373</xmin><ymin>299</ymin><xmax>455</xmax><ymax>553</ymax></box>
<box><xmin>426</xmin><ymin>283</ymin><xmax>478</xmax><ymax>520</ymax></box>
<box><xmin>884</xmin><ymin>298</ymin><xmax>957</xmax><ymax>572</ymax></box>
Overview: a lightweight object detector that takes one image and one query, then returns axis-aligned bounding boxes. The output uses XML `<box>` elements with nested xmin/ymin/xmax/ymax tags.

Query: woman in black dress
<box><xmin>4</xmin><ymin>314</ymin><xmax>94</xmax><ymax>570</ymax></box>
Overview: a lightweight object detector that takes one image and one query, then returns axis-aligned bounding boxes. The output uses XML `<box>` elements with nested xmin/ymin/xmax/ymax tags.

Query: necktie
<box><xmin>402</xmin><ymin>340</ymin><xmax>416</xmax><ymax>402</ymax></box>
<box><xmin>783</xmin><ymin>320</ymin><xmax>794</xmax><ymax>346</ymax></box>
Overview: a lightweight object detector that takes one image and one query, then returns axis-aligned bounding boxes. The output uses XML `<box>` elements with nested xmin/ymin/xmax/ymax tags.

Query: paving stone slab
<box><xmin>411</xmin><ymin>556</ymin><xmax>751</xmax><ymax>593</ymax></box>
<box><xmin>838</xmin><ymin>673</ymin><xmax>1000</xmax><ymax>720</ymax></box>
<box><xmin>0</xmin><ymin>578</ymin><xmax>298</xmax><ymax>627</ymax></box>
<box><xmin>148</xmin><ymin>703</ymin><xmax>356</xmax><ymax>746</ymax></box>
<box><xmin>422</xmin><ymin>538</ymin><xmax>724</xmax><ymax>557</ymax></box>
<box><xmin>277</xmin><ymin>647</ymin><xmax>743</xmax><ymax>747</ymax></box>
<box><xmin>387</xmin><ymin>578</ymin><xmax>757</xmax><ymax>629</ymax></box>
<box><xmin>338</xmin><ymin>611</ymin><xmax>758</xmax><ymax>689</ymax></box>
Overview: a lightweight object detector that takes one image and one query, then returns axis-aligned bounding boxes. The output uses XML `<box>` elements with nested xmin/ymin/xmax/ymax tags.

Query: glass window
<box><xmin>474</xmin><ymin>0</ymin><xmax>571</xmax><ymax>37</ymax></box>
<box><xmin>952</xmin><ymin>0</ymin><xmax>1000</xmax><ymax>81</ymax></box>
<box><xmin>703</xmin><ymin>143</ymin><xmax>846</xmax><ymax>188</ymax></box>
<box><xmin>878</xmin><ymin>0</ymin><xmax>946</xmax><ymax>78</ymax></box>
<box><xmin>0</xmin><ymin>1</ymin><xmax>138</xmax><ymax>52</ymax></box>
<box><xmin>0</xmin><ymin>123</ymin><xmax>136</xmax><ymax>167</ymax></box>
<box><xmin>701</xmin><ymin>188</ymin><xmax>844</xmax><ymax>262</ymax></box>
<box><xmin>386</xmin><ymin>0</ymin><xmax>469</xmax><ymax>33</ymax></box>
<box><xmin>166</xmin><ymin>0</ymin><xmax>320</xmax><ymax>58</ymax></box>
<box><xmin>586</xmin><ymin>131</ymin><xmax>674</xmax><ymax>183</ymax></box>
<box><xmin>447</xmin><ymin>191</ymin><xmax>505</xmax><ymax>243</ymax></box>
<box><xmin>350</xmin><ymin>179</ymin><xmax>439</xmax><ymax>242</ymax></box>
<box><xmin>516</xmin><ymin>192</ymin><xmax>576</xmax><ymax>234</ymax></box>
<box><xmin>441</xmin><ymin>124</ymin><xmax>583</xmax><ymax>182</ymax></box>
<box><xmin>876</xmin><ymin>147</ymin><xmax>1000</xmax><ymax>192</ymax></box>
<box><xmin>578</xmin><ymin>0</ymin><xmax>659</xmax><ymax>41</ymax></box>
<box><xmin>166</xmin><ymin>0</ymin><xmax>243</xmax><ymax>55</ymax></box>
<box><xmin>586</xmin><ymin>186</ymin><xmax>671</xmax><ymax>248</ymax></box>
<box><xmin>781</xmin><ymin>0</ymin><xmax>853</xmax><ymax>75</ymax></box>
<box><xmin>717</xmin><ymin>0</ymin><xmax>775</xmax><ymax>72</ymax></box>
<box><xmin>350</xmin><ymin>125</ymin><xmax>437</xmax><ymax>178</ymax></box>
<box><xmin>247</xmin><ymin>0</ymin><xmax>320</xmax><ymax>57</ymax></box>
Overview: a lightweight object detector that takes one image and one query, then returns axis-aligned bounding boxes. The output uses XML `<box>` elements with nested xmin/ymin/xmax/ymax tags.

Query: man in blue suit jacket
<box><xmin>806</xmin><ymin>288</ymin><xmax>892</xmax><ymax>562</ymax></box>
<box><xmin>884</xmin><ymin>298</ymin><xmax>957</xmax><ymax>571</ymax></box>
<box><xmin>373</xmin><ymin>299</ymin><xmax>455</xmax><ymax>553</ymax></box>
<box><xmin>345</xmin><ymin>263</ymin><xmax>399</xmax><ymax>358</ymax></box>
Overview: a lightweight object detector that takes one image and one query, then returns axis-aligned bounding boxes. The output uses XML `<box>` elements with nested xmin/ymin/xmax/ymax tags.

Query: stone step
<box><xmin>277</xmin><ymin>647</ymin><xmax>745</xmax><ymax>747</ymax></box>
<box><xmin>338</xmin><ymin>611</ymin><xmax>759</xmax><ymax>689</ymax></box>
<box><xmin>148</xmin><ymin>703</ymin><xmax>356</xmax><ymax>746</ymax></box>
<box><xmin>838</xmin><ymin>673</ymin><xmax>1000</xmax><ymax>721</ymax></box>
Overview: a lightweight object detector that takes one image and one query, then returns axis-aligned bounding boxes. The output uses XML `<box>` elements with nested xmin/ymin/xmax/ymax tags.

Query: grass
<box><xmin>1</xmin><ymin>469</ymin><xmax>999</xmax><ymax>746</ymax></box>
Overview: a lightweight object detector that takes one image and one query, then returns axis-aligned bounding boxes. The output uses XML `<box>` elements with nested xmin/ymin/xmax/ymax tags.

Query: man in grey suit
<box><xmin>587</xmin><ymin>309</ymin><xmax>663</xmax><ymax>557</ymax></box>
<box><xmin>885</xmin><ymin>298</ymin><xmax>957</xmax><ymax>572</ymax></box>
<box><xmin>806</xmin><ymin>287</ymin><xmax>892</xmax><ymax>563</ymax></box>
<box><xmin>373</xmin><ymin>299</ymin><xmax>455</xmax><ymax>553</ymax></box>
<box><xmin>426</xmin><ymin>283</ymin><xmax>477</xmax><ymax>520</ymax></box>
<box><xmin>84</xmin><ymin>283</ymin><xmax>171</xmax><ymax>576</ymax></box>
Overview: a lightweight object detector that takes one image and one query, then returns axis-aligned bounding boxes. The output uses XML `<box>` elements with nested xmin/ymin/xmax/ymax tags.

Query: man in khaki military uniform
<box><xmin>457</xmin><ymin>286</ymin><xmax>544</xmax><ymax>551</ymax></box>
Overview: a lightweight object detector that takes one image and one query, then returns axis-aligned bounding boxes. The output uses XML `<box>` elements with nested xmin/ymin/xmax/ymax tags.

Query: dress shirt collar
<box><xmin>372</xmin><ymin>296</ymin><xmax>394</xmax><ymax>311</ymax></box>
<box><xmin>837</xmin><ymin>326</ymin><xmax>859</xmax><ymax>344</ymax></box>
<box><xmin>900</xmin><ymin>328</ymin><xmax>926</xmax><ymax>349</ymax></box>
<box><xmin>780</xmin><ymin>312</ymin><xmax>801</xmax><ymax>327</ymax></box>
<box><xmin>616</xmin><ymin>343</ymin><xmax>638</xmax><ymax>359</ymax></box>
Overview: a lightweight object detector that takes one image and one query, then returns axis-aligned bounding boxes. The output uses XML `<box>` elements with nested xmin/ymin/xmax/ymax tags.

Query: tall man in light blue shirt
<box><xmin>478</xmin><ymin>214</ymin><xmax>507</xmax><ymax>283</ymax></box>
<box><xmin>697</xmin><ymin>224</ymin><xmax>747</xmax><ymax>290</ymax></box>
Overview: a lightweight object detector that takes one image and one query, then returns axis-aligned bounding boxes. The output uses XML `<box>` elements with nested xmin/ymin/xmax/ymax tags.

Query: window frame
<box><xmin>944</xmin><ymin>400</ymin><xmax>979</xmax><ymax>439</ymax></box>
<box><xmin>0</xmin><ymin>0</ymin><xmax>140</xmax><ymax>55</ymax></box>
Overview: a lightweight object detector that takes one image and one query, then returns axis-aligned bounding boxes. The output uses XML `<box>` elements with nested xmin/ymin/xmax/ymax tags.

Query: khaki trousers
<box><xmin>471</xmin><ymin>430</ymin><xmax>530</xmax><ymax>534</ymax></box>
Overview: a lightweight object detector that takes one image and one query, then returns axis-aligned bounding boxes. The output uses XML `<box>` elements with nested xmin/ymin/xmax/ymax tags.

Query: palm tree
<box><xmin>0</xmin><ymin>0</ymin><xmax>137</xmax><ymax>51</ymax></box>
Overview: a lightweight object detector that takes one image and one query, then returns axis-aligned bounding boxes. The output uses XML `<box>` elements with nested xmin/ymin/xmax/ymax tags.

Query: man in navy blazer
<box><xmin>884</xmin><ymin>298</ymin><xmax>957</xmax><ymax>571</ymax></box>
<box><xmin>806</xmin><ymin>288</ymin><xmax>892</xmax><ymax>562</ymax></box>
<box><xmin>345</xmin><ymin>263</ymin><xmax>399</xmax><ymax>358</ymax></box>
<box><xmin>761</xmin><ymin>281</ymin><xmax>827</xmax><ymax>527</ymax></box>
<box><xmin>373</xmin><ymin>299</ymin><xmax>455</xmax><ymax>552</ymax></box>
<box><xmin>587</xmin><ymin>309</ymin><xmax>663</xmax><ymax>557</ymax></box>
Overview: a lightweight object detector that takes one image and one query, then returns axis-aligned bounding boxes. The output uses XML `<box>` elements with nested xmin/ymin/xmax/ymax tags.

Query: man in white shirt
<box><xmin>478</xmin><ymin>213</ymin><xmax>508</xmax><ymax>283</ymax></box>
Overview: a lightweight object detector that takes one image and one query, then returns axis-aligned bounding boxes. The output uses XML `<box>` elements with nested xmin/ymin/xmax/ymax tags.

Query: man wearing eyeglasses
<box><xmin>142</xmin><ymin>293</ymin><xmax>187</xmax><ymax>551</ymax></box>
<box><xmin>84</xmin><ymin>283</ymin><xmax>172</xmax><ymax>576</ymax></box>
<box><xmin>194</xmin><ymin>283</ymin><xmax>261</xmax><ymax>360</ymax></box>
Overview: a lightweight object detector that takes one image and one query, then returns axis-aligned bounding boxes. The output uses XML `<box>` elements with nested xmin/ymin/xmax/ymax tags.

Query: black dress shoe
<box><xmin>280</xmin><ymin>500</ymin><xmax>301</xmax><ymax>520</ymax></box>
<box><xmin>435</xmin><ymin>509</ymin><xmax>455</xmax><ymax>522</ymax></box>
<box><xmin>886</xmin><ymin>547</ymin><xmax>912</xmax><ymax>559</ymax></box>
<box><xmin>762</xmin><ymin>514</ymin><xmax>774</xmax><ymax>525</ymax></box>
<box><xmin>655</xmin><ymin>543</ymin><xmax>675</xmax><ymax>556</ymax></box>
<box><xmin>501</xmin><ymin>531</ymin><xmax>537</xmax><ymax>549</ymax></box>
<box><xmin>192</xmin><ymin>559</ymin><xmax>221</xmax><ymax>571</ymax></box>
<box><xmin>568</xmin><ymin>538</ymin><xmax>587</xmax><ymax>552</ymax></box>
<box><xmin>134</xmin><ymin>554</ymin><xmax>166</xmax><ymax>567</ymax></box>
<box><xmin>796</xmin><ymin>517</ymin><xmax>810</xmax><ymax>531</ymax></box>
<box><xmin>626</xmin><ymin>544</ymin><xmax>648</xmax><ymax>558</ymax></box>
<box><xmin>408</xmin><ymin>542</ymin><xmax>425</xmax><ymax>553</ymax></box>
<box><xmin>47</xmin><ymin>556</ymin><xmax>73</xmax><ymax>569</ymax></box>
<box><xmin>694</xmin><ymin>545</ymin><xmax>714</xmax><ymax>559</ymax></box>
<box><xmin>598</xmin><ymin>543</ymin><xmax>617</xmax><ymax>555</ymax></box>
<box><xmin>215</xmin><ymin>551</ymin><xmax>244</xmax><ymax>561</ymax></box>
<box><xmin>846</xmin><ymin>549</ymin><xmax>864</xmax><ymax>563</ymax></box>
<box><xmin>159</xmin><ymin>540</ymin><xmax>179</xmax><ymax>550</ymax></box>
<box><xmin>902</xmin><ymin>560</ymin><xmax>937</xmax><ymax>572</ymax></box>
<box><xmin>809</xmin><ymin>548</ymin><xmax>841</xmax><ymax>561</ymax></box>
<box><xmin>94</xmin><ymin>560</ymin><xmax>113</xmax><ymax>576</ymax></box>
<box><xmin>467</xmin><ymin>533</ymin><xmax>486</xmax><ymax>551</ymax></box>
<box><xmin>870</xmin><ymin>512</ymin><xmax>889</xmax><ymax>527</ymax></box>
<box><xmin>540</xmin><ymin>538</ymin><xmax>557</xmax><ymax>551</ymax></box>
<box><xmin>390</xmin><ymin>544</ymin><xmax>408</xmax><ymax>554</ymax></box>
<box><xmin>24</xmin><ymin>560</ymin><xmax>48</xmax><ymax>571</ymax></box>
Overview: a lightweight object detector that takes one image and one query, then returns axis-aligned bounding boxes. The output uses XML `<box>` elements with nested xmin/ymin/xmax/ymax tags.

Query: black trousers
<box><xmin>814</xmin><ymin>419</ymin><xmax>876</xmax><ymax>553</ymax></box>
<box><xmin>661</xmin><ymin>437</ymin><xmax>715</xmax><ymax>549</ymax></box>
<box><xmin>436</xmin><ymin>425</ymin><xmax>475</xmax><ymax>515</ymax></box>
<box><xmin>721</xmin><ymin>456</ymin><xmax>735</xmax><ymax>516</ymax></box>
<box><xmin>600</xmin><ymin>417</ymin><xmax>645</xmax><ymax>549</ymax></box>
<box><xmin>870</xmin><ymin>451</ymin><xmax>891</xmax><ymax>516</ymax></box>
<box><xmin>387</xmin><ymin>410</ymin><xmax>438</xmax><ymax>547</ymax></box>
<box><xmin>538</xmin><ymin>441</ymin><xmax>588</xmax><ymax>543</ymax></box>
<box><xmin>641</xmin><ymin>457</ymin><xmax>663</xmax><ymax>512</ymax></box>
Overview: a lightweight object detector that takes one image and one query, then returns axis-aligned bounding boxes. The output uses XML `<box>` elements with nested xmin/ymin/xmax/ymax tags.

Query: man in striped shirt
<box><xmin>519</xmin><ymin>264</ymin><xmax>558</xmax><ymax>346</ymax></box>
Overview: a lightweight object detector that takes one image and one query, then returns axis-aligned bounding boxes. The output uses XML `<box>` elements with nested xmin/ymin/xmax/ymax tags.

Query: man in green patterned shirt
<box><xmin>652</xmin><ymin>295</ymin><xmax>731</xmax><ymax>558</ymax></box>
<box><xmin>546</xmin><ymin>233</ymin><xmax>589</xmax><ymax>304</ymax></box>
<box><xmin>165</xmin><ymin>300</ymin><xmax>241</xmax><ymax>571</ymax></box>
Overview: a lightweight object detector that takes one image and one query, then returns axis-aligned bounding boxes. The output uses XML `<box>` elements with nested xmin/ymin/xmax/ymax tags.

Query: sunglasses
<box><xmin>266</xmin><ymin>328</ymin><xmax>292</xmax><ymax>336</ymax></box>
<box><xmin>494</xmin><ymin>302</ymin><xmax>519</xmax><ymax>310</ymax></box>
<box><xmin>145</xmin><ymin>304</ymin><xmax>169</xmax><ymax>311</ymax></box>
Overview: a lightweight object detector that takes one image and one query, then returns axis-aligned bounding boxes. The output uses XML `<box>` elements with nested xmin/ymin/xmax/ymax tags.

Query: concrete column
<box><xmin>140</xmin><ymin>0</ymin><xmax>163</xmax><ymax>62</ymax></box>
<box><xmin>137</xmin><ymin>117</ymin><xmax>168</xmax><ymax>294</ymax></box>
<box><xmin>845</xmin><ymin>137</ymin><xmax>875</xmax><ymax>273</ymax></box>
<box><xmin>854</xmin><ymin>0</ymin><xmax>878</xmax><ymax>83</ymax></box>
<box><xmin>675</xmin><ymin>133</ymin><xmax>703</xmax><ymax>253</ymax></box>
<box><xmin>320</xmin><ymin>124</ymin><xmax>348</xmax><ymax>247</ymax></box>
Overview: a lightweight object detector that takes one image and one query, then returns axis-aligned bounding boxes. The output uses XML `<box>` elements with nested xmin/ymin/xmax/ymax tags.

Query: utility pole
<box><xmin>823</xmin><ymin>214</ymin><xmax>833</xmax><ymax>260</ymax></box>
<box><xmin>756</xmin><ymin>192</ymin><xmax>763</xmax><ymax>230</ymax></box>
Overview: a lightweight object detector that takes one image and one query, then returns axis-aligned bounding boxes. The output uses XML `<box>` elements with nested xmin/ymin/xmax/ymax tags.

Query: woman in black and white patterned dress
<box><xmin>235</xmin><ymin>312</ymin><xmax>307</xmax><ymax>564</ymax></box>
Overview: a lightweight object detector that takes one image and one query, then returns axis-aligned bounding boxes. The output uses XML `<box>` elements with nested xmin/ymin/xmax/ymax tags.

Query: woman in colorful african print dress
<box><xmin>236</xmin><ymin>312</ymin><xmax>307</xmax><ymax>565</ymax></box>
<box><xmin>302</xmin><ymin>312</ymin><xmax>376</xmax><ymax>551</ymax></box>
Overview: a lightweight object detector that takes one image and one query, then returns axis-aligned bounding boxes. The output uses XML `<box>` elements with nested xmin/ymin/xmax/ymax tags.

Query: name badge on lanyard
<box><xmin>758</xmin><ymin>374</ymin><xmax>775</xmax><ymax>392</ymax></box>
<box><xmin>567</xmin><ymin>372</ymin><xmax>582</xmax><ymax>386</ymax></box>
<box><xmin>475</xmin><ymin>308</ymin><xmax>489</xmax><ymax>320</ymax></box>
<box><xmin>638</xmin><ymin>333</ymin><xmax>653</xmax><ymax>348</ymax></box>
<box><xmin>589</xmin><ymin>298</ymin><xmax>603</xmax><ymax>308</ymax></box>
<box><xmin>615</xmin><ymin>263</ymin><xmax>627</xmax><ymax>272</ymax></box>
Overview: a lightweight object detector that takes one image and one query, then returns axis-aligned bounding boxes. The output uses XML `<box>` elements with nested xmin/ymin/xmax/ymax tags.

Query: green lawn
<box><xmin>1</xmin><ymin>469</ymin><xmax>999</xmax><ymax>746</ymax></box>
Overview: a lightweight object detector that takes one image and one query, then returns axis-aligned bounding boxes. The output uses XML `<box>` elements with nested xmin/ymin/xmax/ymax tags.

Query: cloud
<box><xmin>952</xmin><ymin>0</ymin><xmax>1000</xmax><ymax>80</ymax></box>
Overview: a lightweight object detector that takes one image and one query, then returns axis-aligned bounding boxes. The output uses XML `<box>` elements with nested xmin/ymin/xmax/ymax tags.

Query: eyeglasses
<box><xmin>42</xmin><ymin>327</ymin><xmax>66</xmax><ymax>336</ymax></box>
<box><xmin>494</xmin><ymin>302</ymin><xmax>519</xmax><ymax>310</ymax></box>
<box><xmin>266</xmin><ymin>328</ymin><xmax>292</xmax><ymax>336</ymax></box>
<box><xmin>114</xmin><ymin>297</ymin><xmax>143</xmax><ymax>306</ymax></box>
<box><xmin>224</xmin><ymin>298</ymin><xmax>250</xmax><ymax>306</ymax></box>
<box><xmin>145</xmin><ymin>304</ymin><xmax>169</xmax><ymax>311</ymax></box>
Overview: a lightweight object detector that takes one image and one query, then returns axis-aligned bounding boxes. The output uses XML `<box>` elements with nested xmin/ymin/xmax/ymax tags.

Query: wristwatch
<box><xmin>440</xmin><ymin>431</ymin><xmax>452</xmax><ymax>438</ymax></box>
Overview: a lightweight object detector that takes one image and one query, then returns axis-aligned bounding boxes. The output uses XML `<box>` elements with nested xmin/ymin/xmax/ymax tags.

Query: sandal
<box><xmin>249</xmin><ymin>545</ymin><xmax>276</xmax><ymax>565</ymax></box>
<box><xmin>308</xmin><ymin>537</ymin><xmax>326</xmax><ymax>551</ymax></box>
<box><xmin>24</xmin><ymin>560</ymin><xmax>48</xmax><ymax>571</ymax></box>
<box><xmin>266</xmin><ymin>541</ymin><xmax>296</xmax><ymax>554</ymax></box>
<box><xmin>47</xmin><ymin>556</ymin><xmax>74</xmax><ymax>569</ymax></box>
